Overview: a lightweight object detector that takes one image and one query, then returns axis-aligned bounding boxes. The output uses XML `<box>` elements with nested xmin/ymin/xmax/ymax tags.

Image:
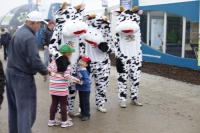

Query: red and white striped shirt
<box><xmin>48</xmin><ymin>60</ymin><xmax>75</xmax><ymax>96</ymax></box>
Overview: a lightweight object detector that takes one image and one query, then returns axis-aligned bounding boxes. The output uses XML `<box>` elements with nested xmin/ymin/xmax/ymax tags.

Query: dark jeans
<box><xmin>6</xmin><ymin>68</ymin><xmax>36</xmax><ymax>133</ymax></box>
<box><xmin>79</xmin><ymin>91</ymin><xmax>90</xmax><ymax>117</ymax></box>
<box><xmin>50</xmin><ymin>95</ymin><xmax>67</xmax><ymax>121</ymax></box>
<box><xmin>3</xmin><ymin>44</ymin><xmax>9</xmax><ymax>60</ymax></box>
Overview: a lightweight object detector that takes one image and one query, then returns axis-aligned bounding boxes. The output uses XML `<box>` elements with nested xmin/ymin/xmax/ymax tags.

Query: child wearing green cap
<box><xmin>47</xmin><ymin>44</ymin><xmax>80</xmax><ymax>128</ymax></box>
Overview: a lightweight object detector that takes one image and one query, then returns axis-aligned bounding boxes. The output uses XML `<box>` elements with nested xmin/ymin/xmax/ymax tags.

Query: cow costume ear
<box><xmin>112</xmin><ymin>6</ymin><xmax>124</xmax><ymax>16</ymax></box>
<box><xmin>112</xmin><ymin>11</ymin><xmax>121</xmax><ymax>16</ymax></box>
<box><xmin>138</xmin><ymin>10</ymin><xmax>143</xmax><ymax>15</ymax></box>
<box><xmin>83</xmin><ymin>15</ymin><xmax>90</xmax><ymax>21</ymax></box>
<box><xmin>80</xmin><ymin>4</ymin><xmax>86</xmax><ymax>11</ymax></box>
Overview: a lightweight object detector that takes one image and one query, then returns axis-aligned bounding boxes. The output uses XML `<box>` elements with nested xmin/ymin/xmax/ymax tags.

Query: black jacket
<box><xmin>0</xmin><ymin>32</ymin><xmax>11</xmax><ymax>46</ymax></box>
<box><xmin>0</xmin><ymin>60</ymin><xmax>5</xmax><ymax>109</ymax></box>
<box><xmin>41</xmin><ymin>27</ymin><xmax>54</xmax><ymax>47</ymax></box>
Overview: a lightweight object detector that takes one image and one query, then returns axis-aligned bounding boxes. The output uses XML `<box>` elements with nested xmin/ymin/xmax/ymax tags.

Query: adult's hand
<box><xmin>44</xmin><ymin>75</ymin><xmax>48</xmax><ymax>82</ymax></box>
<box><xmin>44</xmin><ymin>46</ymin><xmax>48</xmax><ymax>50</ymax></box>
<box><xmin>47</xmin><ymin>68</ymin><xmax>52</xmax><ymax>76</ymax></box>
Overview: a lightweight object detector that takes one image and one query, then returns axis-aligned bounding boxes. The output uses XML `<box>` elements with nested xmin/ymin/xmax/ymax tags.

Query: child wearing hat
<box><xmin>48</xmin><ymin>44</ymin><xmax>80</xmax><ymax>128</ymax></box>
<box><xmin>76</xmin><ymin>55</ymin><xmax>91</xmax><ymax>121</ymax></box>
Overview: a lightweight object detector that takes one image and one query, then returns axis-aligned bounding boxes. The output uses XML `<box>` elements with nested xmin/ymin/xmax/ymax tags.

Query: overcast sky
<box><xmin>0</xmin><ymin>0</ymin><xmax>117</xmax><ymax>17</ymax></box>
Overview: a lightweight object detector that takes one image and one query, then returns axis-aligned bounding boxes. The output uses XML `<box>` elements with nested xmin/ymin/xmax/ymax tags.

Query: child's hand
<box><xmin>72</xmin><ymin>77</ymin><xmax>80</xmax><ymax>83</ymax></box>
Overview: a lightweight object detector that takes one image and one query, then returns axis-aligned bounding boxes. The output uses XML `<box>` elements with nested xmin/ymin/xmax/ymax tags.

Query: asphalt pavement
<box><xmin>0</xmin><ymin>49</ymin><xmax>200</xmax><ymax>133</ymax></box>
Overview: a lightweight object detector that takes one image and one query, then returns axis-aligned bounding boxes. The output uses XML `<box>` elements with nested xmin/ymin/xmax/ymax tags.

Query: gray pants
<box><xmin>6</xmin><ymin>68</ymin><xmax>36</xmax><ymax>133</ymax></box>
<box><xmin>44</xmin><ymin>49</ymin><xmax>50</xmax><ymax>67</ymax></box>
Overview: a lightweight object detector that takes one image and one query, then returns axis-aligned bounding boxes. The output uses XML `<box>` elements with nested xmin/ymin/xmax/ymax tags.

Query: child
<box><xmin>76</xmin><ymin>55</ymin><xmax>91</xmax><ymax>121</ymax></box>
<box><xmin>48</xmin><ymin>44</ymin><xmax>80</xmax><ymax>128</ymax></box>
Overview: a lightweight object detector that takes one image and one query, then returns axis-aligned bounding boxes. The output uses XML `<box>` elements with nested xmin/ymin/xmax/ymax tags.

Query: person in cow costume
<box><xmin>112</xmin><ymin>6</ymin><xmax>143</xmax><ymax>108</ymax></box>
<box><xmin>49</xmin><ymin>2</ymin><xmax>88</xmax><ymax>116</ymax></box>
<box><xmin>79</xmin><ymin>14</ymin><xmax>114</xmax><ymax>112</ymax></box>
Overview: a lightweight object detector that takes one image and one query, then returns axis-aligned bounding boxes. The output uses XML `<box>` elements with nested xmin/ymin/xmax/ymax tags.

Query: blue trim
<box><xmin>132</xmin><ymin>0</ymin><xmax>139</xmax><ymax>7</ymax></box>
<box><xmin>139</xmin><ymin>1</ymin><xmax>199</xmax><ymax>22</ymax></box>
<box><xmin>47</xmin><ymin>3</ymin><xmax>71</xmax><ymax>20</ymax></box>
<box><xmin>142</xmin><ymin>43</ymin><xmax>200</xmax><ymax>70</ymax></box>
<box><xmin>47</xmin><ymin>3</ymin><xmax>61</xmax><ymax>20</ymax></box>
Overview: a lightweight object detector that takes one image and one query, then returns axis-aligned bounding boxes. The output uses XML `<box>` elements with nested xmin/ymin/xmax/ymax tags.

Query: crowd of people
<box><xmin>0</xmin><ymin>3</ymin><xmax>143</xmax><ymax>133</ymax></box>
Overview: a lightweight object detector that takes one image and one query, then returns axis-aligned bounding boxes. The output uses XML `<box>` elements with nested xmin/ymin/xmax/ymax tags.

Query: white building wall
<box><xmin>139</xmin><ymin>0</ymin><xmax>198</xmax><ymax>6</ymax></box>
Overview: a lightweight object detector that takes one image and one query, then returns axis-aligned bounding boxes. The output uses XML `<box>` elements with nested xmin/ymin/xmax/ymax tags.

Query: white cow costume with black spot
<box><xmin>112</xmin><ymin>6</ymin><xmax>143</xmax><ymax>107</ymax></box>
<box><xmin>79</xmin><ymin>14</ymin><xmax>114</xmax><ymax>112</ymax></box>
<box><xmin>49</xmin><ymin>2</ymin><xmax>88</xmax><ymax>114</ymax></box>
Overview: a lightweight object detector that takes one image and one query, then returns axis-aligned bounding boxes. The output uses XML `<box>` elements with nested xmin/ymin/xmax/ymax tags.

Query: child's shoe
<box><xmin>81</xmin><ymin>116</ymin><xmax>90</xmax><ymax>121</ymax></box>
<box><xmin>79</xmin><ymin>114</ymin><xmax>84</xmax><ymax>119</ymax></box>
<box><xmin>48</xmin><ymin>119</ymin><xmax>61</xmax><ymax>127</ymax></box>
<box><xmin>61</xmin><ymin>120</ymin><xmax>73</xmax><ymax>128</ymax></box>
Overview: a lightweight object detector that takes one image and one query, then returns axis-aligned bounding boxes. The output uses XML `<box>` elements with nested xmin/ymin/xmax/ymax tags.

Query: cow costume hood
<box><xmin>80</xmin><ymin>14</ymin><xmax>114</xmax><ymax>62</ymax></box>
<box><xmin>49</xmin><ymin>2</ymin><xmax>88</xmax><ymax>65</ymax></box>
<box><xmin>112</xmin><ymin>6</ymin><xmax>143</xmax><ymax>59</ymax></box>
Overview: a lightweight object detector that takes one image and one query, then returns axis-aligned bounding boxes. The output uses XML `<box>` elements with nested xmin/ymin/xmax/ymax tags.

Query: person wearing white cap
<box><xmin>6</xmin><ymin>11</ymin><xmax>49</xmax><ymax>133</ymax></box>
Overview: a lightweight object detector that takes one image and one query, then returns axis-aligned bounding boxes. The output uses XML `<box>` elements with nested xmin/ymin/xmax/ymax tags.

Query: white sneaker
<box><xmin>61</xmin><ymin>120</ymin><xmax>73</xmax><ymax>128</ymax></box>
<box><xmin>120</xmin><ymin>101</ymin><xmax>126</xmax><ymax>108</ymax></box>
<box><xmin>131</xmin><ymin>100</ymin><xmax>142</xmax><ymax>106</ymax></box>
<box><xmin>48</xmin><ymin>119</ymin><xmax>61</xmax><ymax>127</ymax></box>
<box><xmin>97</xmin><ymin>106</ymin><xmax>107</xmax><ymax>113</ymax></box>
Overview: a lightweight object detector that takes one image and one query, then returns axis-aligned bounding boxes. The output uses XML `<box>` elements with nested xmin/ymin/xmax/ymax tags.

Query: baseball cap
<box><xmin>81</xmin><ymin>55</ymin><xmax>91</xmax><ymax>63</ymax></box>
<box><xmin>26</xmin><ymin>11</ymin><xmax>44</xmax><ymax>22</ymax></box>
<box><xmin>48</xmin><ymin>20</ymin><xmax>55</xmax><ymax>25</ymax></box>
<box><xmin>60</xmin><ymin>44</ymin><xmax>75</xmax><ymax>53</ymax></box>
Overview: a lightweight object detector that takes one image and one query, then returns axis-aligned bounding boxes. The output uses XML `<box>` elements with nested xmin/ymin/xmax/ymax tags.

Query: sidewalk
<box><xmin>0</xmin><ymin>49</ymin><xmax>200</xmax><ymax>133</ymax></box>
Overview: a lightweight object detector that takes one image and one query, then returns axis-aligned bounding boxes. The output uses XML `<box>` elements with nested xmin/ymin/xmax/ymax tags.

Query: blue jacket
<box><xmin>41</xmin><ymin>27</ymin><xmax>53</xmax><ymax>47</ymax></box>
<box><xmin>76</xmin><ymin>68</ymin><xmax>90</xmax><ymax>91</ymax></box>
<box><xmin>7</xmin><ymin>24</ymin><xmax>48</xmax><ymax>75</ymax></box>
<box><xmin>0</xmin><ymin>32</ymin><xmax>11</xmax><ymax>46</ymax></box>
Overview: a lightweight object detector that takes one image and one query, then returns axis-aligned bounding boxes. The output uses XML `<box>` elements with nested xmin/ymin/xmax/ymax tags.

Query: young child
<box><xmin>48</xmin><ymin>44</ymin><xmax>80</xmax><ymax>128</ymax></box>
<box><xmin>76</xmin><ymin>55</ymin><xmax>91</xmax><ymax>121</ymax></box>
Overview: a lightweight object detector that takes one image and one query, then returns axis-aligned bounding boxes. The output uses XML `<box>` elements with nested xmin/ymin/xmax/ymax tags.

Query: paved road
<box><xmin>0</xmin><ymin>49</ymin><xmax>200</xmax><ymax>133</ymax></box>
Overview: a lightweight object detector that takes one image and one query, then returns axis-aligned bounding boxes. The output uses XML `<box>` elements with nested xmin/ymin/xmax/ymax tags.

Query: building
<box><xmin>132</xmin><ymin>0</ymin><xmax>200</xmax><ymax>70</ymax></box>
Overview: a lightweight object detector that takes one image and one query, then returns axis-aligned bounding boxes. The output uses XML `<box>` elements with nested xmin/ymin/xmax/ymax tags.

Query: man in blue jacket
<box><xmin>6</xmin><ymin>11</ymin><xmax>49</xmax><ymax>133</ymax></box>
<box><xmin>41</xmin><ymin>20</ymin><xmax>55</xmax><ymax>66</ymax></box>
<box><xmin>0</xmin><ymin>27</ymin><xmax>11</xmax><ymax>60</ymax></box>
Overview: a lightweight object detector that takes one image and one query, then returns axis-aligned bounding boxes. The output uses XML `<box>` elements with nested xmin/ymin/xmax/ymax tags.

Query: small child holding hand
<box><xmin>76</xmin><ymin>56</ymin><xmax>91</xmax><ymax>121</ymax></box>
<box><xmin>48</xmin><ymin>44</ymin><xmax>80</xmax><ymax>128</ymax></box>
